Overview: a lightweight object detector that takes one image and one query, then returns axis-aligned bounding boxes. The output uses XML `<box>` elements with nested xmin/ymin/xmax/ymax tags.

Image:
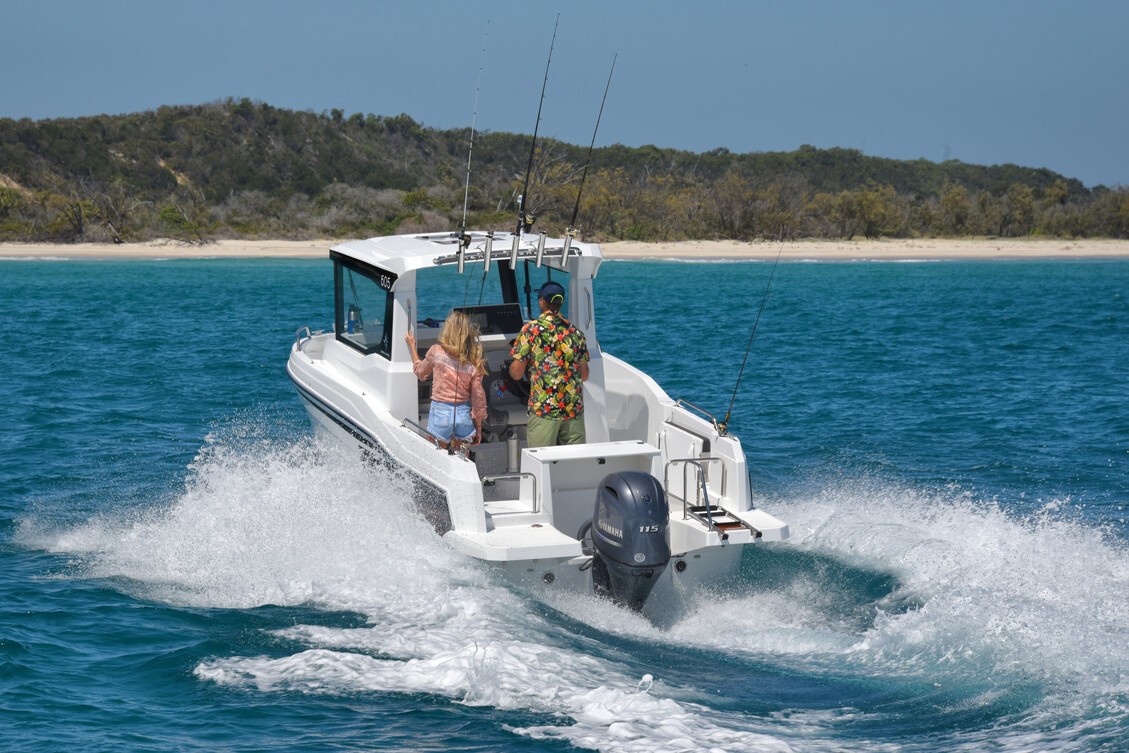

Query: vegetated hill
<box><xmin>1</xmin><ymin>98</ymin><xmax>1125</xmax><ymax>243</ymax></box>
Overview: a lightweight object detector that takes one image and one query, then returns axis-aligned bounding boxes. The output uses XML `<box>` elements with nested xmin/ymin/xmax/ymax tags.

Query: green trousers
<box><xmin>526</xmin><ymin>413</ymin><xmax>586</xmax><ymax>447</ymax></box>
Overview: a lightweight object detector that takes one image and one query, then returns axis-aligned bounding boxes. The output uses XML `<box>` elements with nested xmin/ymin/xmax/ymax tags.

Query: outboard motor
<box><xmin>586</xmin><ymin>471</ymin><xmax>670</xmax><ymax>611</ymax></box>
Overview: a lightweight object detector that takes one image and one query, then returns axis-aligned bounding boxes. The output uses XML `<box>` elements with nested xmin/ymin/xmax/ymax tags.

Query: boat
<box><xmin>287</xmin><ymin>230</ymin><xmax>788</xmax><ymax>614</ymax></box>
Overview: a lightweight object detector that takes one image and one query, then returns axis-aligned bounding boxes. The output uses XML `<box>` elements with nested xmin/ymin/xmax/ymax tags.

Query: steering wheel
<box><xmin>498</xmin><ymin>359</ymin><xmax>531</xmax><ymax>402</ymax></box>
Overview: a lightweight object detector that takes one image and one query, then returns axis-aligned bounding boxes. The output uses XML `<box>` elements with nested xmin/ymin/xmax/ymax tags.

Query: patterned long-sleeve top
<box><xmin>413</xmin><ymin>344</ymin><xmax>487</xmax><ymax>421</ymax></box>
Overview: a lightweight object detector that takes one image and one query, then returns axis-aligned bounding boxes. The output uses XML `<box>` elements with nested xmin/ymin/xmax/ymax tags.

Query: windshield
<box><xmin>416</xmin><ymin>260</ymin><xmax>572</xmax><ymax>326</ymax></box>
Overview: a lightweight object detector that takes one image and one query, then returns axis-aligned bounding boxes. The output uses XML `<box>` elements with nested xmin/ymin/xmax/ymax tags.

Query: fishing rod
<box><xmin>455</xmin><ymin>25</ymin><xmax>489</xmax><ymax>275</ymax></box>
<box><xmin>460</xmin><ymin>24</ymin><xmax>489</xmax><ymax>251</ymax></box>
<box><xmin>567</xmin><ymin>53</ymin><xmax>616</xmax><ymax>237</ymax></box>
<box><xmin>719</xmin><ymin>242</ymin><xmax>785</xmax><ymax>434</ymax></box>
<box><xmin>516</xmin><ymin>13</ymin><xmax>559</xmax><ymax>238</ymax></box>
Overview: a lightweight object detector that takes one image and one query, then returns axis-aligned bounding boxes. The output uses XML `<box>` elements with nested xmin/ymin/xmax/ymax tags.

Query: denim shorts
<box><xmin>428</xmin><ymin>401</ymin><xmax>474</xmax><ymax>442</ymax></box>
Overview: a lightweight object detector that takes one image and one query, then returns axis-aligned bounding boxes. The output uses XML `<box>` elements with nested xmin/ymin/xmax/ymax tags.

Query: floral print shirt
<box><xmin>509</xmin><ymin>311</ymin><xmax>590</xmax><ymax>419</ymax></box>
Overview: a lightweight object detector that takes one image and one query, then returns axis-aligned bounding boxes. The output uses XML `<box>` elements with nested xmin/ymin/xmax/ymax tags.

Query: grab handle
<box><xmin>675</xmin><ymin>399</ymin><xmax>719</xmax><ymax>431</ymax></box>
<box><xmin>295</xmin><ymin>326</ymin><xmax>312</xmax><ymax>351</ymax></box>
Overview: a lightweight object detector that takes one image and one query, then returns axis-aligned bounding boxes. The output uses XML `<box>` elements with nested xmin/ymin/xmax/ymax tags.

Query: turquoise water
<box><xmin>2</xmin><ymin>256</ymin><xmax>1127</xmax><ymax>752</ymax></box>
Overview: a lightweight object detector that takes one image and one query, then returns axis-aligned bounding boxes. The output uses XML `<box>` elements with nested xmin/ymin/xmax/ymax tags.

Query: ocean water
<box><xmin>2</xmin><ymin>255</ymin><xmax>1127</xmax><ymax>752</ymax></box>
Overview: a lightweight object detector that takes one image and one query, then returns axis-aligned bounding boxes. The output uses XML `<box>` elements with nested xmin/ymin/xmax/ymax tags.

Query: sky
<box><xmin>2</xmin><ymin>0</ymin><xmax>1126</xmax><ymax>189</ymax></box>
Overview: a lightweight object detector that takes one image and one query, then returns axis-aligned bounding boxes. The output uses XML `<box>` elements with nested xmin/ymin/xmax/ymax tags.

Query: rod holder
<box><xmin>483</xmin><ymin>232</ymin><xmax>493</xmax><ymax>272</ymax></box>
<box><xmin>510</xmin><ymin>233</ymin><xmax>520</xmax><ymax>266</ymax></box>
<box><xmin>535</xmin><ymin>231</ymin><xmax>547</xmax><ymax>267</ymax></box>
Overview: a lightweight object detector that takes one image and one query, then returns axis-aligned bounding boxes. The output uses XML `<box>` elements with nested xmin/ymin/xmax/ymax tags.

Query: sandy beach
<box><xmin>2</xmin><ymin>237</ymin><xmax>1128</xmax><ymax>260</ymax></box>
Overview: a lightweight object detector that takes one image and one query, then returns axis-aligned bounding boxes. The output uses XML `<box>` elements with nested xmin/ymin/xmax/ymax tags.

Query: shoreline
<box><xmin>2</xmin><ymin>237</ymin><xmax>1128</xmax><ymax>261</ymax></box>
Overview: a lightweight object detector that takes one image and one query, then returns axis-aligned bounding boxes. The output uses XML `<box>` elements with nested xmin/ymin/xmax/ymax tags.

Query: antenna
<box><xmin>517</xmin><ymin>13</ymin><xmax>559</xmax><ymax>238</ymax></box>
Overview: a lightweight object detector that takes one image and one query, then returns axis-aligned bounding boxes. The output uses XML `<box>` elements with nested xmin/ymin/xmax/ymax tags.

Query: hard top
<box><xmin>330</xmin><ymin>231</ymin><xmax>604</xmax><ymax>278</ymax></box>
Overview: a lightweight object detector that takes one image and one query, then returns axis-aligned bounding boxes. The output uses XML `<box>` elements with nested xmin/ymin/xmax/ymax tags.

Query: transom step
<box><xmin>687</xmin><ymin>505</ymin><xmax>762</xmax><ymax>539</ymax></box>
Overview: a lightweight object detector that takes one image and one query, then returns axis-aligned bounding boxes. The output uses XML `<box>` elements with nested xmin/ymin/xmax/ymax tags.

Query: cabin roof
<box><xmin>330</xmin><ymin>231</ymin><xmax>603</xmax><ymax>277</ymax></box>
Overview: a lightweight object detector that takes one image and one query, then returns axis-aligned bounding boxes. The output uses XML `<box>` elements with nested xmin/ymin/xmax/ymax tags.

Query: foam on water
<box><xmin>43</xmin><ymin>433</ymin><xmax>460</xmax><ymax>609</ymax></box>
<box><xmin>38</xmin><ymin>431</ymin><xmax>800</xmax><ymax>752</ymax></box>
<box><xmin>530</xmin><ymin>472</ymin><xmax>1129</xmax><ymax>749</ymax></box>
<box><xmin>32</xmin><ymin>425</ymin><xmax>1129</xmax><ymax>751</ymax></box>
<box><xmin>762</xmin><ymin>475</ymin><xmax>1129</xmax><ymax>721</ymax></box>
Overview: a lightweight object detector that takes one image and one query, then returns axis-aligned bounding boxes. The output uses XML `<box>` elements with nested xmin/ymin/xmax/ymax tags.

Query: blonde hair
<box><xmin>438</xmin><ymin>311</ymin><xmax>486</xmax><ymax>373</ymax></box>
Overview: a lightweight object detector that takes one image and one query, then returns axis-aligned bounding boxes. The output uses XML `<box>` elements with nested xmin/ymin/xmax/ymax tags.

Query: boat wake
<box><xmin>36</xmin><ymin>430</ymin><xmax>794</xmax><ymax>751</ymax></box>
<box><xmin>758</xmin><ymin>473</ymin><xmax>1129</xmax><ymax>743</ymax></box>
<box><xmin>33</xmin><ymin>429</ymin><xmax>1129</xmax><ymax>752</ymax></box>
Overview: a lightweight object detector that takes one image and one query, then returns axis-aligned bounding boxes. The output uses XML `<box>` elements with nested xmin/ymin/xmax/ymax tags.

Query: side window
<box><xmin>333</xmin><ymin>255</ymin><xmax>396</xmax><ymax>358</ymax></box>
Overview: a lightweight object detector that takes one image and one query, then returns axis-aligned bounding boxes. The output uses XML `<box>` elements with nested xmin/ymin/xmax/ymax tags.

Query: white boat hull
<box><xmin>286</xmin><ymin>232</ymin><xmax>788</xmax><ymax>613</ymax></box>
<box><xmin>289</xmin><ymin>334</ymin><xmax>785</xmax><ymax>611</ymax></box>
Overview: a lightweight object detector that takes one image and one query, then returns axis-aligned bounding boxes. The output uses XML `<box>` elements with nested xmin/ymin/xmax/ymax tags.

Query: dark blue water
<box><xmin>2</xmin><ymin>257</ymin><xmax>1127</xmax><ymax>752</ymax></box>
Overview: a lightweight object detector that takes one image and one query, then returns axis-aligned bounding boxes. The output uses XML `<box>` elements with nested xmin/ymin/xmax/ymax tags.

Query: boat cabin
<box><xmin>328</xmin><ymin>231</ymin><xmax>612</xmax><ymax>449</ymax></box>
<box><xmin>288</xmin><ymin>230</ymin><xmax>786</xmax><ymax>577</ymax></box>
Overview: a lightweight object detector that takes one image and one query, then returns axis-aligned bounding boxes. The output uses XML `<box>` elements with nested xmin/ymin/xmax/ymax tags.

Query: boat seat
<box><xmin>484</xmin><ymin>371</ymin><xmax>529</xmax><ymax>427</ymax></box>
<box><xmin>482</xmin><ymin>346</ymin><xmax>530</xmax><ymax>428</ymax></box>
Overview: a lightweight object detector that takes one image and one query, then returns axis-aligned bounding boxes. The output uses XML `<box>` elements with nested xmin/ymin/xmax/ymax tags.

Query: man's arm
<box><xmin>579</xmin><ymin>361</ymin><xmax>589</xmax><ymax>382</ymax></box>
<box><xmin>509</xmin><ymin>357</ymin><xmax>526</xmax><ymax>380</ymax></box>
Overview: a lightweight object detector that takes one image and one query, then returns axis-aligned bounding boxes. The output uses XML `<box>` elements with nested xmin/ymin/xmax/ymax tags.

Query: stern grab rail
<box><xmin>665</xmin><ymin>457</ymin><xmax>722</xmax><ymax>521</ymax></box>
<box><xmin>664</xmin><ymin>457</ymin><xmax>760</xmax><ymax>540</ymax></box>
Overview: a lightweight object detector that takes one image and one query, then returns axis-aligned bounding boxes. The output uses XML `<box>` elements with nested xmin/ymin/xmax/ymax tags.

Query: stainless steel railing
<box><xmin>664</xmin><ymin>457</ymin><xmax>725</xmax><ymax>521</ymax></box>
<box><xmin>294</xmin><ymin>326</ymin><xmax>312</xmax><ymax>351</ymax></box>
<box><xmin>674</xmin><ymin>398</ymin><xmax>720</xmax><ymax>432</ymax></box>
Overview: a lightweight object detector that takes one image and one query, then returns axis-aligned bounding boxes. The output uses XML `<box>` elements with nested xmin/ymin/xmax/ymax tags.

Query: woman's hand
<box><xmin>472</xmin><ymin>424</ymin><xmax>483</xmax><ymax>446</ymax></box>
<box><xmin>404</xmin><ymin>331</ymin><xmax>417</xmax><ymax>362</ymax></box>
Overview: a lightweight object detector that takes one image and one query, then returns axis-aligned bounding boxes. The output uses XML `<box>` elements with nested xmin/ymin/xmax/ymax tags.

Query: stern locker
<box><xmin>520</xmin><ymin>441</ymin><xmax>663</xmax><ymax>545</ymax></box>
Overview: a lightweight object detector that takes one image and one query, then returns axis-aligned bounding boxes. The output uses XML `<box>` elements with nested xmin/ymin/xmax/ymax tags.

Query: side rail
<box><xmin>401</xmin><ymin>418</ymin><xmax>442</xmax><ymax>448</ymax></box>
<box><xmin>674</xmin><ymin>399</ymin><xmax>720</xmax><ymax>432</ymax></box>
<box><xmin>401</xmin><ymin>418</ymin><xmax>474</xmax><ymax>458</ymax></box>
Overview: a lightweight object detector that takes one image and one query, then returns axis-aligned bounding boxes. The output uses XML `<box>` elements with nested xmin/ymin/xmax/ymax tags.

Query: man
<box><xmin>509</xmin><ymin>280</ymin><xmax>590</xmax><ymax>447</ymax></box>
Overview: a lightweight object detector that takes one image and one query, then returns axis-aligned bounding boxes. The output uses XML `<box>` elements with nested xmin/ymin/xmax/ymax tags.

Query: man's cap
<box><xmin>537</xmin><ymin>281</ymin><xmax>566</xmax><ymax>303</ymax></box>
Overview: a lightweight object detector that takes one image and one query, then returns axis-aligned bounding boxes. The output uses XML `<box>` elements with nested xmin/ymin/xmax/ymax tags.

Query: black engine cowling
<box><xmin>588</xmin><ymin>471</ymin><xmax>670</xmax><ymax>611</ymax></box>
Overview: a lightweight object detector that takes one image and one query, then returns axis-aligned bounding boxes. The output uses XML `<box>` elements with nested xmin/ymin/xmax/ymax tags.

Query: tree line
<box><xmin>1</xmin><ymin>98</ymin><xmax>1126</xmax><ymax>244</ymax></box>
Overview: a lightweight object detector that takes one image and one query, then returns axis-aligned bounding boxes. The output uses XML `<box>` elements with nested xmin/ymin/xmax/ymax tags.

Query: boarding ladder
<box><xmin>664</xmin><ymin>458</ymin><xmax>761</xmax><ymax>540</ymax></box>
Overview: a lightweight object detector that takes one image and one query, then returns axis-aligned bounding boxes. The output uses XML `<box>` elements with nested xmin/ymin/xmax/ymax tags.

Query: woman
<box><xmin>405</xmin><ymin>311</ymin><xmax>487</xmax><ymax>449</ymax></box>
